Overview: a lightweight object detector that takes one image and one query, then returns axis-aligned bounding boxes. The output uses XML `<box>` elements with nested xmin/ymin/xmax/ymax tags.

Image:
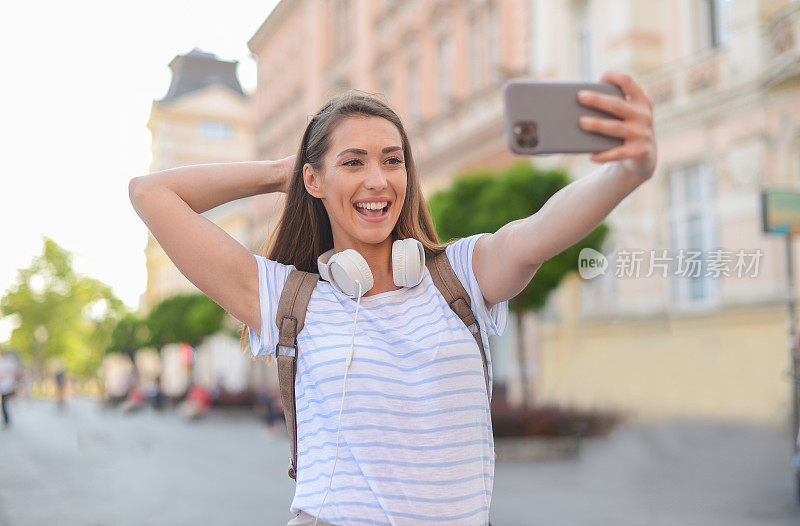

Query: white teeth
<box><xmin>355</xmin><ymin>201</ymin><xmax>388</xmax><ymax>210</ymax></box>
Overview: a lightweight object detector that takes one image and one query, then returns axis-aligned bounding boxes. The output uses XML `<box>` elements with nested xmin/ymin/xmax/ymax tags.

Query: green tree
<box><xmin>106</xmin><ymin>312</ymin><xmax>149</xmax><ymax>363</ymax></box>
<box><xmin>429</xmin><ymin>161</ymin><xmax>609</xmax><ymax>407</ymax></box>
<box><xmin>145</xmin><ymin>293</ymin><xmax>226</xmax><ymax>350</ymax></box>
<box><xmin>144</xmin><ymin>293</ymin><xmax>228</xmax><ymax>387</ymax></box>
<box><xmin>0</xmin><ymin>237</ymin><xmax>126</xmax><ymax>376</ymax></box>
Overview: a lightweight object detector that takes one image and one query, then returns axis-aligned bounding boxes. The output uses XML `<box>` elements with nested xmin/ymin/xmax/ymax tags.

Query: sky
<box><xmin>1</xmin><ymin>1</ymin><xmax>280</xmax><ymax>341</ymax></box>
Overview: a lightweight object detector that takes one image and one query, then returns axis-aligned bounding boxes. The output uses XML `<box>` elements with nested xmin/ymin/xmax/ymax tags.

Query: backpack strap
<box><xmin>275</xmin><ymin>268</ymin><xmax>319</xmax><ymax>480</ymax></box>
<box><xmin>426</xmin><ymin>250</ymin><xmax>491</xmax><ymax>405</ymax></box>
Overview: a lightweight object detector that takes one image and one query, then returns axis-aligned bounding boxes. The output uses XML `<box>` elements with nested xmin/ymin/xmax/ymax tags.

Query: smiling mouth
<box><xmin>353</xmin><ymin>201</ymin><xmax>390</xmax><ymax>218</ymax></box>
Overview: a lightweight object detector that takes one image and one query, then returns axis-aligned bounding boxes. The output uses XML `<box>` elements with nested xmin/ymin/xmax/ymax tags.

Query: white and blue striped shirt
<box><xmin>249</xmin><ymin>234</ymin><xmax>508</xmax><ymax>525</ymax></box>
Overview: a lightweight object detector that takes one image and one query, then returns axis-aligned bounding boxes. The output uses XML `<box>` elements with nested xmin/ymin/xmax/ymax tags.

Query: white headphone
<box><xmin>316</xmin><ymin>237</ymin><xmax>426</xmax><ymax>298</ymax></box>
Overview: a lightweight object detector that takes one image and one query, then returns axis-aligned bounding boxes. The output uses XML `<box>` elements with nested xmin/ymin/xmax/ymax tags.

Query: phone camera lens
<box><xmin>513</xmin><ymin>121</ymin><xmax>538</xmax><ymax>149</ymax></box>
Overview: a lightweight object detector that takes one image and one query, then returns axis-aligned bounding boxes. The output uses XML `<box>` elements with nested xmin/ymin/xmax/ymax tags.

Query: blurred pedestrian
<box><xmin>0</xmin><ymin>351</ymin><xmax>20</xmax><ymax>428</ymax></box>
<box><xmin>179</xmin><ymin>383</ymin><xmax>212</xmax><ymax>420</ymax></box>
<box><xmin>150</xmin><ymin>373</ymin><xmax>164</xmax><ymax>410</ymax></box>
<box><xmin>255</xmin><ymin>387</ymin><xmax>284</xmax><ymax>437</ymax></box>
<box><xmin>20</xmin><ymin>366</ymin><xmax>33</xmax><ymax>400</ymax></box>
<box><xmin>55</xmin><ymin>365</ymin><xmax>66</xmax><ymax>411</ymax></box>
<box><xmin>120</xmin><ymin>365</ymin><xmax>146</xmax><ymax>413</ymax></box>
<box><xmin>120</xmin><ymin>386</ymin><xmax>145</xmax><ymax>413</ymax></box>
<box><xmin>210</xmin><ymin>374</ymin><xmax>224</xmax><ymax>405</ymax></box>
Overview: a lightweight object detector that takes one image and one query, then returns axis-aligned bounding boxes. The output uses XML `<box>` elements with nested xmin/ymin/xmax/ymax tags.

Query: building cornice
<box><xmin>247</xmin><ymin>0</ymin><xmax>301</xmax><ymax>54</ymax></box>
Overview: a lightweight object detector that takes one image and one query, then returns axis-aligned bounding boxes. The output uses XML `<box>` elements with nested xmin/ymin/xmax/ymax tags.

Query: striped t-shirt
<box><xmin>249</xmin><ymin>233</ymin><xmax>508</xmax><ymax>525</ymax></box>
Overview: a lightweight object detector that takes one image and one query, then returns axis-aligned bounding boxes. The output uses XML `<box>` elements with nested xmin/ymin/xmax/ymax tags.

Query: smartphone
<box><xmin>503</xmin><ymin>79</ymin><xmax>625</xmax><ymax>155</ymax></box>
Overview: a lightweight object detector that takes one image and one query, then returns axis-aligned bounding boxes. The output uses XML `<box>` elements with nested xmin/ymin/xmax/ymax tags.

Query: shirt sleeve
<box><xmin>248</xmin><ymin>254</ymin><xmax>294</xmax><ymax>357</ymax></box>
<box><xmin>445</xmin><ymin>233</ymin><xmax>509</xmax><ymax>337</ymax></box>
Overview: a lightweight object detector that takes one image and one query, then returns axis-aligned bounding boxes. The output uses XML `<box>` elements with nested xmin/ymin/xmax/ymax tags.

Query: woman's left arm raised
<box><xmin>474</xmin><ymin>71</ymin><xmax>658</xmax><ymax>309</ymax></box>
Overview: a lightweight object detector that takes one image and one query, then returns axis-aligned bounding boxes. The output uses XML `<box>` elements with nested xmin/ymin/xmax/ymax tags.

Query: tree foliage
<box><xmin>144</xmin><ymin>293</ymin><xmax>226</xmax><ymax>350</ymax></box>
<box><xmin>429</xmin><ymin>160</ymin><xmax>609</xmax><ymax>313</ymax></box>
<box><xmin>0</xmin><ymin>237</ymin><xmax>126</xmax><ymax>376</ymax></box>
<box><xmin>106</xmin><ymin>312</ymin><xmax>149</xmax><ymax>361</ymax></box>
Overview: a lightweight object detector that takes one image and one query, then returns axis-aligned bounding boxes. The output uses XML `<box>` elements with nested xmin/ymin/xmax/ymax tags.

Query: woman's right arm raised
<box><xmin>128</xmin><ymin>156</ymin><xmax>294</xmax><ymax>335</ymax></box>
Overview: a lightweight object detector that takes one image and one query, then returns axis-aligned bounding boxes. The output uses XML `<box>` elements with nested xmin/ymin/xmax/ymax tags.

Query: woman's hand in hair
<box><xmin>578</xmin><ymin>71</ymin><xmax>657</xmax><ymax>181</ymax></box>
<box><xmin>271</xmin><ymin>154</ymin><xmax>296</xmax><ymax>193</ymax></box>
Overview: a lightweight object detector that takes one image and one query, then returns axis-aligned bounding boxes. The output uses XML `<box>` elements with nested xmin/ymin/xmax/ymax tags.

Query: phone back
<box><xmin>503</xmin><ymin>80</ymin><xmax>625</xmax><ymax>155</ymax></box>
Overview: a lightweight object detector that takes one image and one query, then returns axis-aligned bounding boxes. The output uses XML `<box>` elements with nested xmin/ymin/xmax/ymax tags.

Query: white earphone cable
<box><xmin>314</xmin><ymin>280</ymin><xmax>362</xmax><ymax>526</ymax></box>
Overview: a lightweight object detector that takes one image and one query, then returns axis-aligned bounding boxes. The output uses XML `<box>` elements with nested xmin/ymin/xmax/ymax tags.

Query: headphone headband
<box><xmin>317</xmin><ymin>239</ymin><xmax>425</xmax><ymax>298</ymax></box>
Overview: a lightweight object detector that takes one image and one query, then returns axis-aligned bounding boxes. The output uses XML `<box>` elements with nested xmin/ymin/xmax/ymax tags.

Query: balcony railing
<box><xmin>642</xmin><ymin>3</ymin><xmax>800</xmax><ymax>108</ymax></box>
<box><xmin>639</xmin><ymin>46</ymin><xmax>733</xmax><ymax>109</ymax></box>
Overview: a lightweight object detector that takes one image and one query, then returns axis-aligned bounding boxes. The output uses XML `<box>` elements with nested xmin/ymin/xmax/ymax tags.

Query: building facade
<box><xmin>243</xmin><ymin>0</ymin><xmax>800</xmax><ymax>426</ymax></box>
<box><xmin>535</xmin><ymin>0</ymin><xmax>800</xmax><ymax>426</ymax></box>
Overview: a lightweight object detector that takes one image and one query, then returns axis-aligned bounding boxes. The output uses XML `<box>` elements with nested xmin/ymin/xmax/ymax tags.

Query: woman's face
<box><xmin>303</xmin><ymin>115</ymin><xmax>408</xmax><ymax>250</ymax></box>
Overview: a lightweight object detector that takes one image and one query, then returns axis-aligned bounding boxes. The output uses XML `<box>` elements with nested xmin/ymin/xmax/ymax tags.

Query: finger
<box><xmin>589</xmin><ymin>144</ymin><xmax>644</xmax><ymax>163</ymax></box>
<box><xmin>577</xmin><ymin>90</ymin><xmax>639</xmax><ymax>121</ymax></box>
<box><xmin>600</xmin><ymin>71</ymin><xmax>652</xmax><ymax>108</ymax></box>
<box><xmin>579</xmin><ymin>116</ymin><xmax>648</xmax><ymax>140</ymax></box>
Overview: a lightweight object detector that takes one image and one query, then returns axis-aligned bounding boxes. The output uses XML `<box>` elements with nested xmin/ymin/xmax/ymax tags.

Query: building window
<box><xmin>576</xmin><ymin>0</ymin><xmax>595</xmax><ymax>81</ymax></box>
<box><xmin>668</xmin><ymin>162</ymin><xmax>717</xmax><ymax>308</ymax></box>
<box><xmin>796</xmin><ymin>137</ymin><xmax>800</xmax><ymax>186</ymax></box>
<box><xmin>488</xmin><ymin>1</ymin><xmax>501</xmax><ymax>82</ymax></box>
<box><xmin>438</xmin><ymin>32</ymin><xmax>454</xmax><ymax>113</ymax></box>
<box><xmin>332</xmin><ymin>76</ymin><xmax>350</xmax><ymax>94</ymax></box>
<box><xmin>469</xmin><ymin>14</ymin><xmax>484</xmax><ymax>92</ymax></box>
<box><xmin>407</xmin><ymin>55</ymin><xmax>420</xmax><ymax>127</ymax></box>
<box><xmin>375</xmin><ymin>52</ymin><xmax>393</xmax><ymax>104</ymax></box>
<box><xmin>197</xmin><ymin>120</ymin><xmax>233</xmax><ymax>140</ymax></box>
<box><xmin>696</xmin><ymin>0</ymin><xmax>730</xmax><ymax>51</ymax></box>
<box><xmin>334</xmin><ymin>0</ymin><xmax>351</xmax><ymax>52</ymax></box>
<box><xmin>380</xmin><ymin>64</ymin><xmax>393</xmax><ymax>104</ymax></box>
<box><xmin>527</xmin><ymin>0</ymin><xmax>537</xmax><ymax>75</ymax></box>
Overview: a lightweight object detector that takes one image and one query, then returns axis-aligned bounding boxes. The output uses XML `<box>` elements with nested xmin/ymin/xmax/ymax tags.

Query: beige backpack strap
<box><xmin>275</xmin><ymin>268</ymin><xmax>319</xmax><ymax>480</ymax></box>
<box><xmin>426</xmin><ymin>250</ymin><xmax>491</xmax><ymax>404</ymax></box>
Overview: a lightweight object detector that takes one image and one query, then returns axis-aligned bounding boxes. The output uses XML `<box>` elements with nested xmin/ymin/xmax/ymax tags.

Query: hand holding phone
<box><xmin>503</xmin><ymin>80</ymin><xmax>625</xmax><ymax>155</ymax></box>
<box><xmin>503</xmin><ymin>71</ymin><xmax>658</xmax><ymax>179</ymax></box>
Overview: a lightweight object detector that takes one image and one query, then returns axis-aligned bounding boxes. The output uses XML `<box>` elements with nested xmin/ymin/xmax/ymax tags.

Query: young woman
<box><xmin>129</xmin><ymin>71</ymin><xmax>656</xmax><ymax>525</ymax></box>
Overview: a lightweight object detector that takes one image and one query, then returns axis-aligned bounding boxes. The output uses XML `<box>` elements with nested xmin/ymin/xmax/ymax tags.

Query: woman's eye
<box><xmin>343</xmin><ymin>158</ymin><xmax>403</xmax><ymax>166</ymax></box>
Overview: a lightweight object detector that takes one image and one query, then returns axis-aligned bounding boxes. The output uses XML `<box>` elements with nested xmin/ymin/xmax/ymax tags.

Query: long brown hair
<box><xmin>241</xmin><ymin>91</ymin><xmax>446</xmax><ymax>361</ymax></box>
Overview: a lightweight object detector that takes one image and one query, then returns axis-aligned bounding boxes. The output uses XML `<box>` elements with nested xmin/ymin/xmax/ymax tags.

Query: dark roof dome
<box><xmin>159</xmin><ymin>47</ymin><xmax>245</xmax><ymax>103</ymax></box>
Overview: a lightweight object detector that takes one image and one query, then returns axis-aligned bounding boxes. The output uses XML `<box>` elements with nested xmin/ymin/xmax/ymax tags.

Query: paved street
<box><xmin>0</xmin><ymin>398</ymin><xmax>797</xmax><ymax>525</ymax></box>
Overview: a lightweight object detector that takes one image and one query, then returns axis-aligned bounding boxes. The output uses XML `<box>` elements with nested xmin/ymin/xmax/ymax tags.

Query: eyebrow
<box><xmin>336</xmin><ymin>146</ymin><xmax>403</xmax><ymax>158</ymax></box>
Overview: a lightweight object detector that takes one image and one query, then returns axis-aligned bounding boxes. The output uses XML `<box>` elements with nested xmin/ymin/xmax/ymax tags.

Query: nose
<box><xmin>363</xmin><ymin>162</ymin><xmax>388</xmax><ymax>190</ymax></box>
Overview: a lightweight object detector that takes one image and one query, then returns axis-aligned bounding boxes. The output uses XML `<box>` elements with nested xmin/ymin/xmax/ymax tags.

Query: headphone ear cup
<box><xmin>391</xmin><ymin>241</ymin><xmax>405</xmax><ymax>287</ymax></box>
<box><xmin>392</xmin><ymin>238</ymin><xmax>425</xmax><ymax>287</ymax></box>
<box><xmin>317</xmin><ymin>248</ymin><xmax>335</xmax><ymax>283</ymax></box>
<box><xmin>329</xmin><ymin>249</ymin><xmax>374</xmax><ymax>298</ymax></box>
